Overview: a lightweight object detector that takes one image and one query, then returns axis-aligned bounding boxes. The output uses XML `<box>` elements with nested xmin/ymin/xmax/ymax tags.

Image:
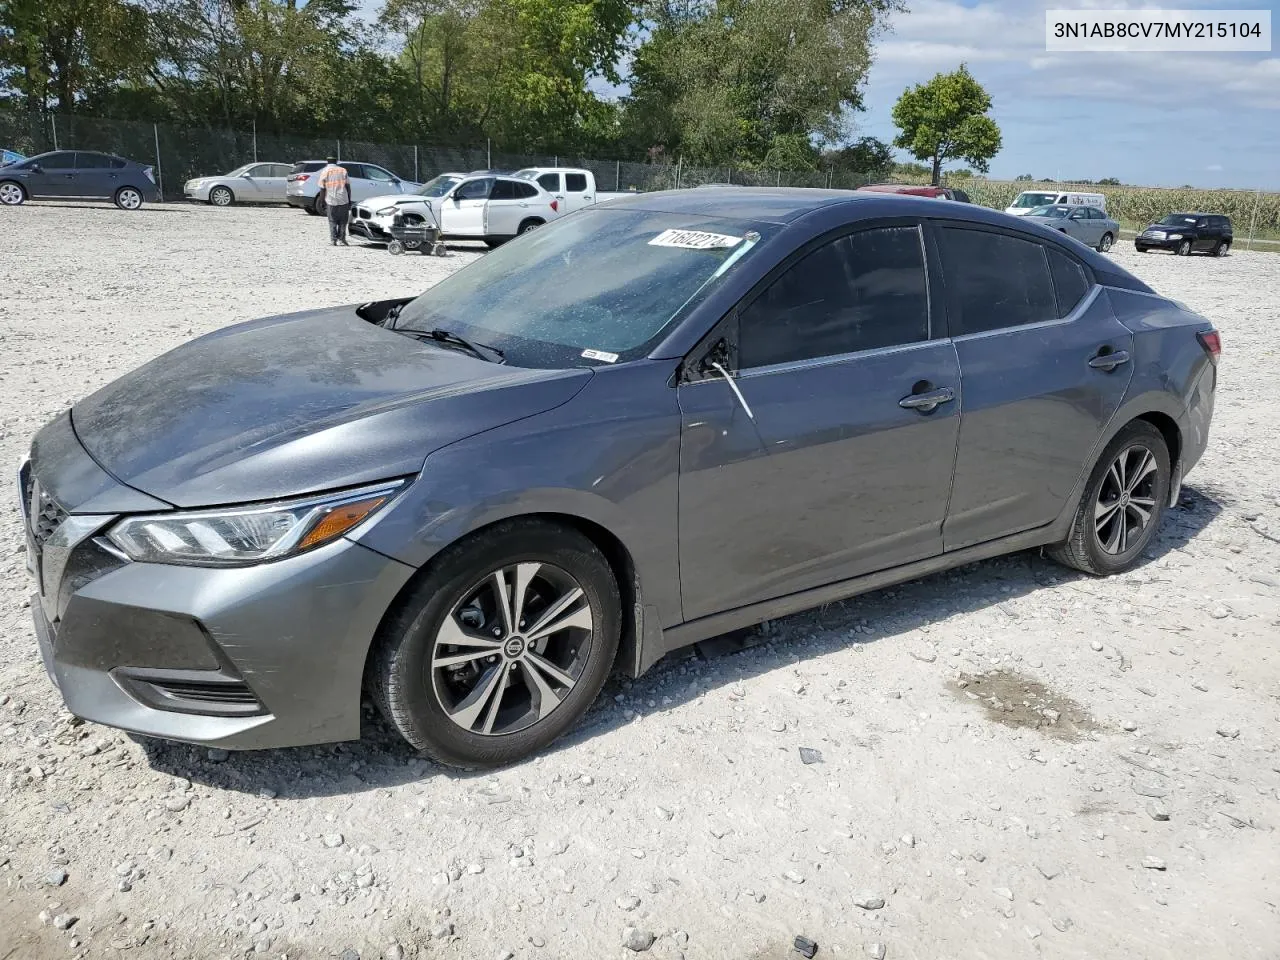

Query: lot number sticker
<box><xmin>649</xmin><ymin>229</ymin><xmax>743</xmax><ymax>250</ymax></box>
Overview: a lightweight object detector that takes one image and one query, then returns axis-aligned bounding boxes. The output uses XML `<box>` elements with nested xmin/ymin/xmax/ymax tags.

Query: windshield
<box><xmin>1012</xmin><ymin>192</ymin><xmax>1059</xmax><ymax>208</ymax></box>
<box><xmin>290</xmin><ymin>161</ymin><xmax>325</xmax><ymax>174</ymax></box>
<box><xmin>416</xmin><ymin>174</ymin><xmax>462</xmax><ymax>197</ymax></box>
<box><xmin>1158</xmin><ymin>214</ymin><xmax>1198</xmax><ymax>226</ymax></box>
<box><xmin>1028</xmin><ymin>205</ymin><xmax>1071</xmax><ymax>218</ymax></box>
<box><xmin>513</xmin><ymin>169</ymin><xmax>538</xmax><ymax>180</ymax></box>
<box><xmin>228</xmin><ymin>164</ymin><xmax>253</xmax><ymax>176</ymax></box>
<box><xmin>394</xmin><ymin>208</ymin><xmax>770</xmax><ymax>367</ymax></box>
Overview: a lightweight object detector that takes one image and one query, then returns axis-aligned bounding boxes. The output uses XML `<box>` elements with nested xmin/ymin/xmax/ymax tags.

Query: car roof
<box><xmin>602</xmin><ymin>187</ymin><xmax>1009</xmax><ymax>225</ymax></box>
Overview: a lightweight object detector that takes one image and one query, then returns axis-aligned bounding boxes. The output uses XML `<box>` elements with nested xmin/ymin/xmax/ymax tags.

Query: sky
<box><xmin>853</xmin><ymin>0</ymin><xmax>1280</xmax><ymax>189</ymax></box>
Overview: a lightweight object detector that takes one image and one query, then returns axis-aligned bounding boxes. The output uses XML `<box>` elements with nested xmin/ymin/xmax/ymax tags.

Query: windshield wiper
<box><xmin>400</xmin><ymin>327</ymin><xmax>506</xmax><ymax>363</ymax></box>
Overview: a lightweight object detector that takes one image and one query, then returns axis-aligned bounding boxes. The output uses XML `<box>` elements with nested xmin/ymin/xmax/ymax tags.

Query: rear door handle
<box><xmin>899</xmin><ymin>386</ymin><xmax>955</xmax><ymax>413</ymax></box>
<box><xmin>1089</xmin><ymin>349</ymin><xmax>1130</xmax><ymax>371</ymax></box>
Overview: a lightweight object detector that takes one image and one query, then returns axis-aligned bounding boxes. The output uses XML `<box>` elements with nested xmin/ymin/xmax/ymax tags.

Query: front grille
<box><xmin>117</xmin><ymin>669</ymin><xmax>268</xmax><ymax>717</ymax></box>
<box><xmin>354</xmin><ymin>206</ymin><xmax>370</xmax><ymax>219</ymax></box>
<box><xmin>23</xmin><ymin>469</ymin><xmax>68</xmax><ymax>548</ymax></box>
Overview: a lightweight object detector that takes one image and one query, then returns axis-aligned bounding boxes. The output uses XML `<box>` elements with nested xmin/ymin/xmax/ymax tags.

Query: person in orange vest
<box><xmin>316</xmin><ymin>156</ymin><xmax>351</xmax><ymax>246</ymax></box>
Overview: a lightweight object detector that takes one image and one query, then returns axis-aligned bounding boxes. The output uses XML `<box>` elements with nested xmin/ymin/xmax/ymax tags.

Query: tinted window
<box><xmin>1046</xmin><ymin>248</ymin><xmax>1091</xmax><ymax>317</ymax></box>
<box><xmin>75</xmin><ymin>152</ymin><xmax>115</xmax><ymax>169</ymax></box>
<box><xmin>291</xmin><ymin>161</ymin><xmax>325</xmax><ymax>174</ymax></box>
<box><xmin>537</xmin><ymin>173</ymin><xmax>559</xmax><ymax>192</ymax></box>
<box><xmin>939</xmin><ymin>228</ymin><xmax>1057</xmax><ymax>335</ymax></box>
<box><xmin>491</xmin><ymin>179</ymin><xmax>518</xmax><ymax>200</ymax></box>
<box><xmin>341</xmin><ymin>163</ymin><xmax>366</xmax><ymax>180</ymax></box>
<box><xmin>37</xmin><ymin>152</ymin><xmax>76</xmax><ymax>169</ymax></box>
<box><xmin>515</xmin><ymin>181</ymin><xmax>539</xmax><ymax>199</ymax></box>
<box><xmin>739</xmin><ymin>226</ymin><xmax>929</xmax><ymax>369</ymax></box>
<box><xmin>565</xmin><ymin>173</ymin><xmax>588</xmax><ymax>192</ymax></box>
<box><xmin>454</xmin><ymin>178</ymin><xmax>493</xmax><ymax>200</ymax></box>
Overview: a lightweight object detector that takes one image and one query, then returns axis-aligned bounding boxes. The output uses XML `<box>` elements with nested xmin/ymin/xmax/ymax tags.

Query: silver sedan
<box><xmin>185</xmin><ymin>162</ymin><xmax>293</xmax><ymax>206</ymax></box>
<box><xmin>1022</xmin><ymin>204</ymin><xmax>1120</xmax><ymax>252</ymax></box>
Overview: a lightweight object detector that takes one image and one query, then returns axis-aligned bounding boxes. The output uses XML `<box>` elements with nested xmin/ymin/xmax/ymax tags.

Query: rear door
<box><xmin>72</xmin><ymin>152</ymin><xmax>118</xmax><ymax>198</ymax></box>
<box><xmin>362</xmin><ymin>164</ymin><xmax>402</xmax><ymax>200</ymax></box>
<box><xmin>339</xmin><ymin>163</ymin><xmax>367</xmax><ymax>203</ymax></box>
<box><xmin>936</xmin><ymin>223</ymin><xmax>1133</xmax><ymax>549</ymax></box>
<box><xmin>486</xmin><ymin>179</ymin><xmax>526</xmax><ymax>236</ymax></box>
<box><xmin>562</xmin><ymin>171</ymin><xmax>593</xmax><ymax>212</ymax></box>
<box><xmin>440</xmin><ymin>177</ymin><xmax>491</xmax><ymax>237</ymax></box>
<box><xmin>677</xmin><ymin>221</ymin><xmax>962</xmax><ymax>618</ymax></box>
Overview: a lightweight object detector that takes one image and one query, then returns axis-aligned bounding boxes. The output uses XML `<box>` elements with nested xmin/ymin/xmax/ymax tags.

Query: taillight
<box><xmin>292</xmin><ymin>174</ymin><xmax>309</xmax><ymax>182</ymax></box>
<box><xmin>1197</xmin><ymin>330</ymin><xmax>1221</xmax><ymax>363</ymax></box>
<box><xmin>549</xmin><ymin>199</ymin><xmax>558</xmax><ymax>212</ymax></box>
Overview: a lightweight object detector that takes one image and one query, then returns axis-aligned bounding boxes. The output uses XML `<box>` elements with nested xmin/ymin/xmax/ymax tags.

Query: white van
<box><xmin>1005</xmin><ymin>190</ymin><xmax>1106</xmax><ymax>216</ymax></box>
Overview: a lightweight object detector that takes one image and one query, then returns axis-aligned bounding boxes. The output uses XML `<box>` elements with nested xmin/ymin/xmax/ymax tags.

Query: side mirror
<box><xmin>30</xmin><ymin>163</ymin><xmax>42</xmax><ymax>173</ymax></box>
<box><xmin>241</xmin><ymin>172</ymin><xmax>253</xmax><ymax>178</ymax></box>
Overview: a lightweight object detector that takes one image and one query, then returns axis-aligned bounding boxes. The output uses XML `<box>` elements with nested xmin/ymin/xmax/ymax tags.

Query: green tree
<box><xmin>1098</xmin><ymin>176</ymin><xmax>1120</xmax><ymax>185</ymax></box>
<box><xmin>1015</xmin><ymin>172</ymin><xmax>1033</xmax><ymax>181</ymax></box>
<box><xmin>821</xmin><ymin>135</ymin><xmax>892</xmax><ymax>181</ymax></box>
<box><xmin>891</xmin><ymin>63</ymin><xmax>1001</xmax><ymax>186</ymax></box>
<box><xmin>625</xmin><ymin>0</ymin><xmax>902</xmax><ymax>167</ymax></box>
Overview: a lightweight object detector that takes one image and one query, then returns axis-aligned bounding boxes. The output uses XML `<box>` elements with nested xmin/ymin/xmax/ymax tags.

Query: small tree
<box><xmin>1015</xmin><ymin>173</ymin><xmax>1033</xmax><ymax>181</ymax></box>
<box><xmin>891</xmin><ymin>64</ymin><xmax>1002</xmax><ymax>186</ymax></box>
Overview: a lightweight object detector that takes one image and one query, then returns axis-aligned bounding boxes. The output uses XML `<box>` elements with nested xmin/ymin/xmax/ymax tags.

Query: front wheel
<box><xmin>1176</xmin><ymin>239</ymin><xmax>1192</xmax><ymax>256</ymax></box>
<box><xmin>1049</xmin><ymin>421</ymin><xmax>1170</xmax><ymax>576</ymax></box>
<box><xmin>114</xmin><ymin>187</ymin><xmax>143</xmax><ymax>210</ymax></box>
<box><xmin>1097</xmin><ymin>232</ymin><xmax>1114</xmax><ymax>253</ymax></box>
<box><xmin>209</xmin><ymin>185</ymin><xmax>234</xmax><ymax>207</ymax></box>
<box><xmin>0</xmin><ymin>181</ymin><xmax>25</xmax><ymax>206</ymax></box>
<box><xmin>369</xmin><ymin>520</ymin><xmax>621</xmax><ymax>768</ymax></box>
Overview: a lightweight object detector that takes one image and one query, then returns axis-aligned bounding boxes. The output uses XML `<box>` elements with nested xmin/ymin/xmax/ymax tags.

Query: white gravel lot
<box><xmin>1</xmin><ymin>202</ymin><xmax>1278</xmax><ymax>960</ymax></box>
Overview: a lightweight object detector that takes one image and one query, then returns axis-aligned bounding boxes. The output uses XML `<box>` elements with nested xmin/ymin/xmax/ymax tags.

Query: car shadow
<box><xmin>135</xmin><ymin>486</ymin><xmax>1224</xmax><ymax>797</ymax></box>
<box><xmin>27</xmin><ymin>200</ymin><xmax>193</xmax><ymax>213</ymax></box>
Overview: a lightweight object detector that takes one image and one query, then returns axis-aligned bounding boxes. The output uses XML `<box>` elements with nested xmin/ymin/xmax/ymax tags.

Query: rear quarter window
<box><xmin>1046</xmin><ymin>248</ymin><xmax>1092</xmax><ymax>317</ymax></box>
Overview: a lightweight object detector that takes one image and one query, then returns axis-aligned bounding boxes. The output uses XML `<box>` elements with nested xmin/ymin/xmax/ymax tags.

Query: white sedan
<box><xmin>350</xmin><ymin>173</ymin><xmax>561</xmax><ymax>248</ymax></box>
<box><xmin>185</xmin><ymin>162</ymin><xmax>293</xmax><ymax>206</ymax></box>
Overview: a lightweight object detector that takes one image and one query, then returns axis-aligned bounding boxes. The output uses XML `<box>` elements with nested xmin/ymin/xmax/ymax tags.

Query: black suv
<box><xmin>1136</xmin><ymin>213</ymin><xmax>1232</xmax><ymax>256</ymax></box>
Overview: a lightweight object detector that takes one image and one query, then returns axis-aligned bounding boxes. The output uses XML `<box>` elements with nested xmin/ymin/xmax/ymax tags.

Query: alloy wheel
<box><xmin>1099</xmin><ymin>233</ymin><xmax>1113</xmax><ymax>252</ymax></box>
<box><xmin>0</xmin><ymin>182</ymin><xmax>24</xmax><ymax>205</ymax></box>
<box><xmin>210</xmin><ymin>186</ymin><xmax>232</xmax><ymax>206</ymax></box>
<box><xmin>117</xmin><ymin>188</ymin><xmax>142</xmax><ymax>210</ymax></box>
<box><xmin>430</xmin><ymin>562</ymin><xmax>593</xmax><ymax>737</ymax></box>
<box><xmin>1177</xmin><ymin>240</ymin><xmax>1191</xmax><ymax>256</ymax></box>
<box><xmin>1094</xmin><ymin>444</ymin><xmax>1159</xmax><ymax>555</ymax></box>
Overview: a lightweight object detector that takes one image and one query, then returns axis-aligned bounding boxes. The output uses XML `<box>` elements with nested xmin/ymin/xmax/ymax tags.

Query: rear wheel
<box><xmin>114</xmin><ymin>186</ymin><xmax>143</xmax><ymax>210</ymax></box>
<box><xmin>1097</xmin><ymin>232</ymin><xmax>1114</xmax><ymax>252</ymax></box>
<box><xmin>369</xmin><ymin>520</ymin><xmax>621</xmax><ymax>768</ymax></box>
<box><xmin>209</xmin><ymin>185</ymin><xmax>234</xmax><ymax>207</ymax></box>
<box><xmin>1214</xmin><ymin>240</ymin><xmax>1230</xmax><ymax>257</ymax></box>
<box><xmin>1176</xmin><ymin>239</ymin><xmax>1192</xmax><ymax>256</ymax></box>
<box><xmin>0</xmin><ymin>181</ymin><xmax>25</xmax><ymax>205</ymax></box>
<box><xmin>1049</xmin><ymin>421</ymin><xmax>1170</xmax><ymax>576</ymax></box>
<box><xmin>518</xmin><ymin>218</ymin><xmax>544</xmax><ymax>235</ymax></box>
<box><xmin>483</xmin><ymin>237</ymin><xmax>505</xmax><ymax>249</ymax></box>
<box><xmin>311</xmin><ymin>196</ymin><xmax>326</xmax><ymax>217</ymax></box>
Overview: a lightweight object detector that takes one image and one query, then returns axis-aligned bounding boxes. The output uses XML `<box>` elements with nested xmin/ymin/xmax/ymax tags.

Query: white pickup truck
<box><xmin>512</xmin><ymin>167</ymin><xmax>636</xmax><ymax>213</ymax></box>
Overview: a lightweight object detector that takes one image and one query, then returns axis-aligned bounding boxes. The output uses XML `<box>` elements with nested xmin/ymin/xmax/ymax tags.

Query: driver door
<box><xmin>441</xmin><ymin>178</ymin><xmax>492</xmax><ymax>238</ymax></box>
<box><xmin>22</xmin><ymin>152</ymin><xmax>78</xmax><ymax>197</ymax></box>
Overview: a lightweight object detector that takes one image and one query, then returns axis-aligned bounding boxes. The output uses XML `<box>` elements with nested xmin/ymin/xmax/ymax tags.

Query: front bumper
<box><xmin>20</xmin><ymin>422</ymin><xmax>417</xmax><ymax>749</ymax></box>
<box><xmin>349</xmin><ymin>218</ymin><xmax>390</xmax><ymax>242</ymax></box>
<box><xmin>1134</xmin><ymin>235</ymin><xmax>1183</xmax><ymax>250</ymax></box>
<box><xmin>184</xmin><ymin>183</ymin><xmax>211</xmax><ymax>202</ymax></box>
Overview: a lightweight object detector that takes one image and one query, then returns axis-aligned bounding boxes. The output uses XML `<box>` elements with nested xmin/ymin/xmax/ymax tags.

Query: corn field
<box><xmin>950</xmin><ymin>179</ymin><xmax>1280</xmax><ymax>236</ymax></box>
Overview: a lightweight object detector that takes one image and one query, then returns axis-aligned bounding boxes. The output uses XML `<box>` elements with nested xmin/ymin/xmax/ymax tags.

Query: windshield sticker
<box><xmin>648</xmin><ymin>229</ymin><xmax>743</xmax><ymax>250</ymax></box>
<box><xmin>581</xmin><ymin>348</ymin><xmax>619</xmax><ymax>363</ymax></box>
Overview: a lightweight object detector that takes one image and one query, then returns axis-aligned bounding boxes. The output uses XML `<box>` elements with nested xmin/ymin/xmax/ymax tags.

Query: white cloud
<box><xmin>1207</xmin><ymin>164</ymin><xmax>1224</xmax><ymax>171</ymax></box>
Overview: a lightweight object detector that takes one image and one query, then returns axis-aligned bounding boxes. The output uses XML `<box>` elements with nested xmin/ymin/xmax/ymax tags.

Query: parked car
<box><xmin>1021</xmin><ymin>204</ymin><xmax>1120</xmax><ymax>252</ymax></box>
<box><xmin>1136</xmin><ymin>213</ymin><xmax>1232</xmax><ymax>256</ymax></box>
<box><xmin>0</xmin><ymin>150</ymin><xmax>158</xmax><ymax>209</ymax></box>
<box><xmin>1006</xmin><ymin>189</ymin><xmax>1106</xmax><ymax>216</ymax></box>
<box><xmin>855</xmin><ymin>183</ymin><xmax>971</xmax><ymax>203</ymax></box>
<box><xmin>21</xmin><ymin>189</ymin><xmax>1219</xmax><ymax>767</ymax></box>
<box><xmin>2</xmin><ymin>148</ymin><xmax>25</xmax><ymax>166</ymax></box>
<box><xmin>285</xmin><ymin>160</ymin><xmax>418</xmax><ymax>215</ymax></box>
<box><xmin>513</xmin><ymin>166</ymin><xmax>635</xmax><ymax>212</ymax></box>
<box><xmin>352</xmin><ymin>173</ymin><xmax>558</xmax><ymax>248</ymax></box>
<box><xmin>185</xmin><ymin>162</ymin><xmax>293</xmax><ymax>206</ymax></box>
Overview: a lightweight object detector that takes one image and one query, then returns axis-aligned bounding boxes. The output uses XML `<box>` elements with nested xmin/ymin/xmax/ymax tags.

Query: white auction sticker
<box><xmin>648</xmin><ymin>229</ymin><xmax>743</xmax><ymax>250</ymax></box>
<box><xmin>581</xmin><ymin>348</ymin><xmax>619</xmax><ymax>363</ymax></box>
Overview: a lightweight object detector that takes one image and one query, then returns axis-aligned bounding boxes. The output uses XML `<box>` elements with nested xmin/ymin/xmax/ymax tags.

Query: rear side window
<box><xmin>536</xmin><ymin>173</ymin><xmax>559</xmax><ymax>192</ymax></box>
<box><xmin>939</xmin><ymin>228</ymin><xmax>1057</xmax><ymax>335</ymax></box>
<box><xmin>341</xmin><ymin>163</ymin><xmax>366</xmax><ymax>179</ymax></box>
<box><xmin>491</xmin><ymin>179</ymin><xmax>517</xmax><ymax>200</ymax></box>
<box><xmin>515</xmin><ymin>181</ymin><xmax>539</xmax><ymax>199</ymax></box>
<box><xmin>565</xmin><ymin>172</ymin><xmax>588</xmax><ymax>192</ymax></box>
<box><xmin>75</xmin><ymin>152</ymin><xmax>114</xmax><ymax>169</ymax></box>
<box><xmin>739</xmin><ymin>225</ymin><xmax>929</xmax><ymax>369</ymax></box>
<box><xmin>1046</xmin><ymin>248</ymin><xmax>1092</xmax><ymax>317</ymax></box>
<box><xmin>291</xmin><ymin>162</ymin><xmax>325</xmax><ymax>174</ymax></box>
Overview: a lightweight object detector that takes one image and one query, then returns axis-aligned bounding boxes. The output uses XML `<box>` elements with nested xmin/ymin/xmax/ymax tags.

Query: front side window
<box><xmin>365</xmin><ymin>166</ymin><xmax>395</xmax><ymax>182</ymax></box>
<box><xmin>939</xmin><ymin>228</ymin><xmax>1057</xmax><ymax>336</ymax></box>
<box><xmin>453</xmin><ymin>178</ymin><xmax>493</xmax><ymax>201</ymax></box>
<box><xmin>738</xmin><ymin>226</ymin><xmax>930</xmax><ymax>370</ymax></box>
<box><xmin>394</xmin><ymin>209</ymin><xmax>772</xmax><ymax>367</ymax></box>
<box><xmin>30</xmin><ymin>151</ymin><xmax>75</xmax><ymax>169</ymax></box>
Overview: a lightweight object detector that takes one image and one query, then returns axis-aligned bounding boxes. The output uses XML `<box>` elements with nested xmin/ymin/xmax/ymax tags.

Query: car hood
<box><xmin>361</xmin><ymin>193</ymin><xmax>427</xmax><ymax>210</ymax></box>
<box><xmin>70</xmin><ymin>305</ymin><xmax>591</xmax><ymax>508</ymax></box>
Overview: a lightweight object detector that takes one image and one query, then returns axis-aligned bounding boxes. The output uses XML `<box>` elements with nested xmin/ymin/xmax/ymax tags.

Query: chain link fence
<box><xmin>2</xmin><ymin>110</ymin><xmax>1277</xmax><ymax>245</ymax></box>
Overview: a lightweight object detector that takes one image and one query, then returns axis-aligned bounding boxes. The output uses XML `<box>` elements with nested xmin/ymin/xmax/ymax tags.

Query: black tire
<box><xmin>1214</xmin><ymin>240</ymin><xmax>1229</xmax><ymax>257</ymax></box>
<box><xmin>114</xmin><ymin>186</ymin><xmax>143</xmax><ymax>211</ymax></box>
<box><xmin>1097</xmin><ymin>232</ymin><xmax>1114</xmax><ymax>253</ymax></box>
<box><xmin>387</xmin><ymin>239</ymin><xmax>405</xmax><ymax>255</ymax></box>
<box><xmin>1049</xmin><ymin>421</ymin><xmax>1170</xmax><ymax>576</ymax></box>
<box><xmin>0</xmin><ymin>181</ymin><xmax>26</xmax><ymax>206</ymax></box>
<box><xmin>518</xmin><ymin>218</ymin><xmax>544</xmax><ymax>235</ymax></box>
<box><xmin>310</xmin><ymin>196</ymin><xmax>326</xmax><ymax>217</ymax></box>
<box><xmin>1176</xmin><ymin>239</ymin><xmax>1192</xmax><ymax>256</ymax></box>
<box><xmin>1135</xmin><ymin>244</ymin><xmax>1147</xmax><ymax>253</ymax></box>
<box><xmin>483</xmin><ymin>237</ymin><xmax>504</xmax><ymax>249</ymax></box>
<box><xmin>369</xmin><ymin>519</ymin><xmax>621</xmax><ymax>768</ymax></box>
<box><xmin>209</xmin><ymin>185</ymin><xmax>234</xmax><ymax>207</ymax></box>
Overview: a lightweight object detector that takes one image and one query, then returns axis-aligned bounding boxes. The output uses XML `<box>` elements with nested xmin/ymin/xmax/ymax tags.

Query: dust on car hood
<box><xmin>70</xmin><ymin>305</ymin><xmax>589</xmax><ymax>508</ymax></box>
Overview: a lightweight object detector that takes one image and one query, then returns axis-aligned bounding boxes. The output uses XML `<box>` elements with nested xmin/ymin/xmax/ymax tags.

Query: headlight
<box><xmin>375</xmin><ymin>205</ymin><xmax>398</xmax><ymax>216</ymax></box>
<box><xmin>187</xmin><ymin>179</ymin><xmax>203</xmax><ymax>190</ymax></box>
<box><xmin>1167</xmin><ymin>233</ymin><xmax>1182</xmax><ymax>240</ymax></box>
<box><xmin>106</xmin><ymin>480</ymin><xmax>405</xmax><ymax>567</ymax></box>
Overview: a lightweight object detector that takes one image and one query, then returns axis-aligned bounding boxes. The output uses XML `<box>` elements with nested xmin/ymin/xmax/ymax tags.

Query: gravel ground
<box><xmin>1</xmin><ymin>202</ymin><xmax>1278</xmax><ymax>960</ymax></box>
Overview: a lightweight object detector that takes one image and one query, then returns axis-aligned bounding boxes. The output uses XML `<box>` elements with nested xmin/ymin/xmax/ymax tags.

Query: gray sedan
<box><xmin>184</xmin><ymin>162</ymin><xmax>293</xmax><ymax>206</ymax></box>
<box><xmin>1022</xmin><ymin>204</ymin><xmax>1120</xmax><ymax>252</ymax></box>
<box><xmin>21</xmin><ymin>190</ymin><xmax>1218</xmax><ymax>767</ymax></box>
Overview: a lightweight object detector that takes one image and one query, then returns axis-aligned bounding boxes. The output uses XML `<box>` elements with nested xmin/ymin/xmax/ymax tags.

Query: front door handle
<box><xmin>899</xmin><ymin>386</ymin><xmax>955</xmax><ymax>413</ymax></box>
<box><xmin>1089</xmin><ymin>349</ymin><xmax>1130</xmax><ymax>371</ymax></box>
